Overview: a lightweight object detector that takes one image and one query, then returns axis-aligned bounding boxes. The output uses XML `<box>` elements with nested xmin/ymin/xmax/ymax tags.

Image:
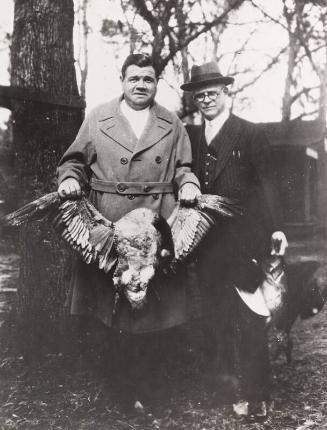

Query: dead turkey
<box><xmin>2</xmin><ymin>193</ymin><xmax>242</xmax><ymax>309</ymax></box>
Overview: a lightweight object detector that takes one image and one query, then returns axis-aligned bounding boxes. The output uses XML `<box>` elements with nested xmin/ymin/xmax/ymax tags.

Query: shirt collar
<box><xmin>120</xmin><ymin>99</ymin><xmax>150</xmax><ymax>117</ymax></box>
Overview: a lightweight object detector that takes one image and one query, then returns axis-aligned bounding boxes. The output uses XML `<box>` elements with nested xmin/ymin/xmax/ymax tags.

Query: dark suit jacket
<box><xmin>186</xmin><ymin>114</ymin><xmax>282</xmax><ymax>292</ymax></box>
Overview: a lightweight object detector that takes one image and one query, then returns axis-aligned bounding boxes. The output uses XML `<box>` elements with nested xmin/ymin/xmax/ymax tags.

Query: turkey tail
<box><xmin>2</xmin><ymin>192</ymin><xmax>61</xmax><ymax>226</ymax></box>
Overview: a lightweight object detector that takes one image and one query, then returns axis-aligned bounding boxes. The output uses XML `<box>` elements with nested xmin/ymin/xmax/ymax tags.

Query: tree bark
<box><xmin>10</xmin><ymin>0</ymin><xmax>84</xmax><ymax>359</ymax></box>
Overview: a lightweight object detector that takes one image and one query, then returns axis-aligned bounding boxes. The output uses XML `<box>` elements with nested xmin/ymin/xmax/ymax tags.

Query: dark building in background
<box><xmin>260</xmin><ymin>119</ymin><xmax>326</xmax><ymax>236</ymax></box>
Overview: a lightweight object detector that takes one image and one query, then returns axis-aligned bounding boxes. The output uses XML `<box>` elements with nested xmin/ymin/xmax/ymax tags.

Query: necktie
<box><xmin>205</xmin><ymin>121</ymin><xmax>213</xmax><ymax>144</ymax></box>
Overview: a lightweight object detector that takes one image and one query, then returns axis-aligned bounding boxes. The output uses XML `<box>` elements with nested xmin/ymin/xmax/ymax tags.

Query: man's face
<box><xmin>122</xmin><ymin>65</ymin><xmax>158</xmax><ymax>110</ymax></box>
<box><xmin>193</xmin><ymin>84</ymin><xmax>228</xmax><ymax>120</ymax></box>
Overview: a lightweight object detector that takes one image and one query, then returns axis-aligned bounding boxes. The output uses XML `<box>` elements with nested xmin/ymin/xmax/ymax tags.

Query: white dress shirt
<box><xmin>120</xmin><ymin>99</ymin><xmax>150</xmax><ymax>139</ymax></box>
<box><xmin>205</xmin><ymin>108</ymin><xmax>230</xmax><ymax>144</ymax></box>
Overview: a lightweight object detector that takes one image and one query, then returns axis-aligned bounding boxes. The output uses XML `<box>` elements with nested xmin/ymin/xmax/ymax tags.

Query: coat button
<box><xmin>120</xmin><ymin>157</ymin><xmax>128</xmax><ymax>165</ymax></box>
<box><xmin>155</xmin><ymin>156</ymin><xmax>162</xmax><ymax>164</ymax></box>
<box><xmin>143</xmin><ymin>185</ymin><xmax>151</xmax><ymax>192</ymax></box>
<box><xmin>127</xmin><ymin>194</ymin><xmax>135</xmax><ymax>200</ymax></box>
<box><xmin>117</xmin><ymin>183</ymin><xmax>127</xmax><ymax>192</ymax></box>
<box><xmin>152</xmin><ymin>194</ymin><xmax>159</xmax><ymax>200</ymax></box>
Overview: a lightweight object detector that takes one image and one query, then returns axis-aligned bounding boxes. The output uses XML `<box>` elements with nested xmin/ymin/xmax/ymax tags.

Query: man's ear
<box><xmin>120</xmin><ymin>74</ymin><xmax>124</xmax><ymax>83</ymax></box>
<box><xmin>223</xmin><ymin>86</ymin><xmax>228</xmax><ymax>94</ymax></box>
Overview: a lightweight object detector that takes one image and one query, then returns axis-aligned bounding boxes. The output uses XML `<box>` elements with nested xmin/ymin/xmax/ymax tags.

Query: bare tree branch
<box><xmin>290</xmin><ymin>85</ymin><xmax>320</xmax><ymax>104</ymax></box>
<box><xmin>295</xmin><ymin>109</ymin><xmax>318</xmax><ymax>120</ymax></box>
<box><xmin>227</xmin><ymin>27</ymin><xmax>257</xmax><ymax>73</ymax></box>
<box><xmin>295</xmin><ymin>43</ymin><xmax>326</xmax><ymax>66</ymax></box>
<box><xmin>232</xmin><ymin>45</ymin><xmax>288</xmax><ymax>95</ymax></box>
<box><xmin>133</xmin><ymin>0</ymin><xmax>159</xmax><ymax>32</ymax></box>
<box><xmin>131</xmin><ymin>0</ymin><xmax>246</xmax><ymax>74</ymax></box>
<box><xmin>249</xmin><ymin>0</ymin><xmax>289</xmax><ymax>32</ymax></box>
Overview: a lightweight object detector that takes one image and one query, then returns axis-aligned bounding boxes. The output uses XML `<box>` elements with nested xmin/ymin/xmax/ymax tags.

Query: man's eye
<box><xmin>129</xmin><ymin>78</ymin><xmax>138</xmax><ymax>83</ymax></box>
<box><xmin>208</xmin><ymin>91</ymin><xmax>217</xmax><ymax>97</ymax></box>
<box><xmin>144</xmin><ymin>78</ymin><xmax>154</xmax><ymax>83</ymax></box>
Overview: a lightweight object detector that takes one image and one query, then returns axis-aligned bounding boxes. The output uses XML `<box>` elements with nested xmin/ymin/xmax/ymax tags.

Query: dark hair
<box><xmin>121</xmin><ymin>54</ymin><xmax>159</xmax><ymax>79</ymax></box>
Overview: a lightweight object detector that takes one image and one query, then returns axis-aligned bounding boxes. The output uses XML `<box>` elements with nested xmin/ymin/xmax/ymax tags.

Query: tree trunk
<box><xmin>318</xmin><ymin>23</ymin><xmax>327</xmax><ymax>234</ymax></box>
<box><xmin>281</xmin><ymin>33</ymin><xmax>297</xmax><ymax>121</ymax></box>
<box><xmin>10</xmin><ymin>0</ymin><xmax>84</xmax><ymax>360</ymax></box>
<box><xmin>76</xmin><ymin>0</ymin><xmax>89</xmax><ymax>101</ymax></box>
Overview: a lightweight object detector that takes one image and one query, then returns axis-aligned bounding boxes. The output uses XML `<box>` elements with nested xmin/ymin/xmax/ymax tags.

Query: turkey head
<box><xmin>112</xmin><ymin>208</ymin><xmax>174</xmax><ymax>310</ymax></box>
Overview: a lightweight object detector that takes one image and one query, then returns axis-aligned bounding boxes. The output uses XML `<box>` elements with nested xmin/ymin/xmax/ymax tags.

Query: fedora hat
<box><xmin>181</xmin><ymin>61</ymin><xmax>234</xmax><ymax>91</ymax></box>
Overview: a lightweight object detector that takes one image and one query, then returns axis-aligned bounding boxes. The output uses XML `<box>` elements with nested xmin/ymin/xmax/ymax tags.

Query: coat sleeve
<box><xmin>174</xmin><ymin>119</ymin><xmax>200</xmax><ymax>190</ymax></box>
<box><xmin>57</xmin><ymin>111</ymin><xmax>96</xmax><ymax>187</ymax></box>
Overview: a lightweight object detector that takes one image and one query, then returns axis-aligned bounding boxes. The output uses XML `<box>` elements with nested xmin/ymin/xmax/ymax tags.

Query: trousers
<box><xmin>201</xmin><ymin>282</ymin><xmax>270</xmax><ymax>402</ymax></box>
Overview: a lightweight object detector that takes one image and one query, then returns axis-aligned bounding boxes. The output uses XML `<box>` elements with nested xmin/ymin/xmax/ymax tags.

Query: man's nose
<box><xmin>136</xmin><ymin>79</ymin><xmax>146</xmax><ymax>89</ymax></box>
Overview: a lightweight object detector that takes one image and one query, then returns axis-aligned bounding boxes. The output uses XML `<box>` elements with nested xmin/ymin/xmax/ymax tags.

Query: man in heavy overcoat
<box><xmin>57</xmin><ymin>54</ymin><xmax>201</xmax><ymax>411</ymax></box>
<box><xmin>181</xmin><ymin>62</ymin><xmax>285</xmax><ymax>421</ymax></box>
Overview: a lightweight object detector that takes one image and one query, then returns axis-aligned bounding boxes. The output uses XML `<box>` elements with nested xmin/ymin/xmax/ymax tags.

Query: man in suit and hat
<box><xmin>57</xmin><ymin>53</ymin><xmax>201</xmax><ymax>413</ymax></box>
<box><xmin>181</xmin><ymin>62</ymin><xmax>286</xmax><ymax>421</ymax></box>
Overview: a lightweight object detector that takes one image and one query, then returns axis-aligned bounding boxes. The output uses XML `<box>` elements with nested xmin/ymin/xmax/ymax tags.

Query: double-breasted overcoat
<box><xmin>57</xmin><ymin>97</ymin><xmax>200</xmax><ymax>333</ymax></box>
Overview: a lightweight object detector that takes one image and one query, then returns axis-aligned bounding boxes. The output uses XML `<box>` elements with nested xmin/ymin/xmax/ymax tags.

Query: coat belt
<box><xmin>90</xmin><ymin>178</ymin><xmax>174</xmax><ymax>195</ymax></box>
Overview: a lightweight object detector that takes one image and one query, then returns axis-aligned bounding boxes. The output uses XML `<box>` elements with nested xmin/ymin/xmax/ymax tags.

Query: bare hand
<box><xmin>58</xmin><ymin>178</ymin><xmax>82</xmax><ymax>199</ymax></box>
<box><xmin>271</xmin><ymin>231</ymin><xmax>288</xmax><ymax>256</ymax></box>
<box><xmin>178</xmin><ymin>183</ymin><xmax>201</xmax><ymax>206</ymax></box>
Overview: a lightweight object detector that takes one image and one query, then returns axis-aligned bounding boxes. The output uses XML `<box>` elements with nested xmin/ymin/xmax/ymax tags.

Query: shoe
<box><xmin>134</xmin><ymin>400</ymin><xmax>145</xmax><ymax>415</ymax></box>
<box><xmin>131</xmin><ymin>400</ymin><xmax>160</xmax><ymax>427</ymax></box>
<box><xmin>247</xmin><ymin>401</ymin><xmax>268</xmax><ymax>422</ymax></box>
<box><xmin>232</xmin><ymin>400</ymin><xmax>249</xmax><ymax>417</ymax></box>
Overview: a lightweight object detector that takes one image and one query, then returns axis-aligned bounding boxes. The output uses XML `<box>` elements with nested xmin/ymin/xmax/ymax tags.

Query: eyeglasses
<box><xmin>193</xmin><ymin>88</ymin><xmax>225</xmax><ymax>103</ymax></box>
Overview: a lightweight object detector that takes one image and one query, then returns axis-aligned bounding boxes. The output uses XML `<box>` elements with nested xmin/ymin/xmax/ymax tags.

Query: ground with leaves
<box><xmin>0</xmin><ymin>235</ymin><xmax>326</xmax><ymax>430</ymax></box>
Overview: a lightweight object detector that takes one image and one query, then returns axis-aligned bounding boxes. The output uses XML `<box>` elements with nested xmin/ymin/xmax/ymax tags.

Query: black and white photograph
<box><xmin>0</xmin><ymin>1</ymin><xmax>326</xmax><ymax>429</ymax></box>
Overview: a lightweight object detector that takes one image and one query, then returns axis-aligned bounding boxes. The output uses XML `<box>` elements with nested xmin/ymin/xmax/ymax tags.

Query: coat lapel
<box><xmin>209</xmin><ymin>114</ymin><xmax>243</xmax><ymax>180</ymax></box>
<box><xmin>99</xmin><ymin>98</ymin><xmax>137</xmax><ymax>153</ymax></box>
<box><xmin>132</xmin><ymin>103</ymin><xmax>173</xmax><ymax>158</ymax></box>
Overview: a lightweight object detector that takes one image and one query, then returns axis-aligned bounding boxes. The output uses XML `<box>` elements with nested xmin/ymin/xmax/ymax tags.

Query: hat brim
<box><xmin>181</xmin><ymin>76</ymin><xmax>234</xmax><ymax>91</ymax></box>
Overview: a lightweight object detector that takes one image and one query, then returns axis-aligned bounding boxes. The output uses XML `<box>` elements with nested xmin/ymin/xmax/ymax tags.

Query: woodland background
<box><xmin>0</xmin><ymin>1</ymin><xmax>326</xmax><ymax>429</ymax></box>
